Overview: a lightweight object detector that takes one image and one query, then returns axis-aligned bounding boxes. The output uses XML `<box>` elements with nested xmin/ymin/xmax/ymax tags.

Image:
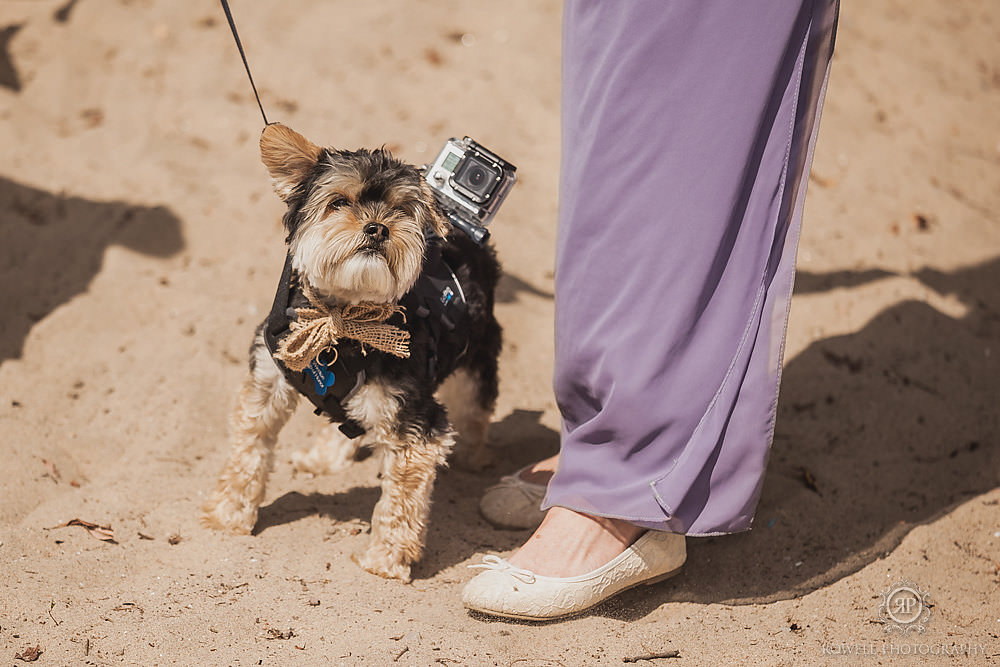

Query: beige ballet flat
<box><xmin>478</xmin><ymin>465</ymin><xmax>549</xmax><ymax>530</ymax></box>
<box><xmin>462</xmin><ymin>530</ymin><xmax>686</xmax><ymax>621</ymax></box>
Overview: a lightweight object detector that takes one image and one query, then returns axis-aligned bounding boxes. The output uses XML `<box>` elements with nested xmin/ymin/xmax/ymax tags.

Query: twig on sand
<box><xmin>623</xmin><ymin>650</ymin><xmax>680</xmax><ymax>662</ymax></box>
<box><xmin>47</xmin><ymin>601</ymin><xmax>60</xmax><ymax>626</ymax></box>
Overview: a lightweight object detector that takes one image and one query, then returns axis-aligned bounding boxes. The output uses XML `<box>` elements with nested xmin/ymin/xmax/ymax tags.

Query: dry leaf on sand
<box><xmin>15</xmin><ymin>645</ymin><xmax>43</xmax><ymax>662</ymax></box>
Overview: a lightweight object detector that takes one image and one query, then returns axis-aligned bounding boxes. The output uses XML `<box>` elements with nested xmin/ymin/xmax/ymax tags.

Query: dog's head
<box><xmin>259</xmin><ymin>123</ymin><xmax>449</xmax><ymax>304</ymax></box>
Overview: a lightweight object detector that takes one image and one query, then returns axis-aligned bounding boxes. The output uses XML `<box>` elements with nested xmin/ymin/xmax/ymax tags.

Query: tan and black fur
<box><xmin>202</xmin><ymin>124</ymin><xmax>501</xmax><ymax>582</ymax></box>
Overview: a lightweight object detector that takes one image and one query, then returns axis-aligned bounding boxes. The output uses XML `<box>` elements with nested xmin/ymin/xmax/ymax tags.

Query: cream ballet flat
<box><xmin>478</xmin><ymin>465</ymin><xmax>549</xmax><ymax>530</ymax></box>
<box><xmin>462</xmin><ymin>530</ymin><xmax>686</xmax><ymax>621</ymax></box>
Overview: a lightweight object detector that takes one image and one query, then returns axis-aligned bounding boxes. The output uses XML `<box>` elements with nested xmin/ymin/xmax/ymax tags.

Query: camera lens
<box><xmin>453</xmin><ymin>153</ymin><xmax>501</xmax><ymax>203</ymax></box>
<box><xmin>467</xmin><ymin>166</ymin><xmax>487</xmax><ymax>187</ymax></box>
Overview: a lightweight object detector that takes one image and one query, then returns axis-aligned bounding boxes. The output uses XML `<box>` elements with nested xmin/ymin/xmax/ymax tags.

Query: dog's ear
<box><xmin>418</xmin><ymin>181</ymin><xmax>452</xmax><ymax>239</ymax></box>
<box><xmin>260</xmin><ymin>123</ymin><xmax>323</xmax><ymax>201</ymax></box>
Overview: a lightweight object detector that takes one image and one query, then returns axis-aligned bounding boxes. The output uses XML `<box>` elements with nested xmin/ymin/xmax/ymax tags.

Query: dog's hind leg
<box><xmin>441</xmin><ymin>315</ymin><xmax>501</xmax><ymax>471</ymax></box>
<box><xmin>438</xmin><ymin>367</ymin><xmax>494</xmax><ymax>471</ymax></box>
<box><xmin>202</xmin><ymin>331</ymin><xmax>299</xmax><ymax>534</ymax></box>
<box><xmin>291</xmin><ymin>422</ymin><xmax>363</xmax><ymax>475</ymax></box>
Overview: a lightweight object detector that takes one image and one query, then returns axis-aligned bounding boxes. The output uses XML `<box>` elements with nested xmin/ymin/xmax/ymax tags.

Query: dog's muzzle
<box><xmin>361</xmin><ymin>222</ymin><xmax>390</xmax><ymax>254</ymax></box>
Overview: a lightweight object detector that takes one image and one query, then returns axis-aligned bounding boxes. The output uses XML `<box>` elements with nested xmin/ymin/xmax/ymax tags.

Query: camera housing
<box><xmin>423</xmin><ymin>137</ymin><xmax>517</xmax><ymax>243</ymax></box>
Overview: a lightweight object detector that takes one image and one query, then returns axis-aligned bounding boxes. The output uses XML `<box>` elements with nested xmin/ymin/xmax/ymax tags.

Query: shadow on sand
<box><xmin>245</xmin><ymin>258</ymin><xmax>998</xmax><ymax>602</ymax></box>
<box><xmin>603</xmin><ymin>258</ymin><xmax>1000</xmax><ymax>618</ymax></box>
<box><xmin>0</xmin><ymin>176</ymin><xmax>185</xmax><ymax>365</ymax></box>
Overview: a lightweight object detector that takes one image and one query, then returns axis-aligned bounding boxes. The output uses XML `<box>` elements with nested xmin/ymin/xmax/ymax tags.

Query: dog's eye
<box><xmin>327</xmin><ymin>196</ymin><xmax>349</xmax><ymax>212</ymax></box>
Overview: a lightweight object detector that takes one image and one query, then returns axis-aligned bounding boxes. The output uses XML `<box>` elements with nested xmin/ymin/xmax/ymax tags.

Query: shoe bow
<box><xmin>468</xmin><ymin>555</ymin><xmax>537</xmax><ymax>584</ymax></box>
<box><xmin>494</xmin><ymin>474</ymin><xmax>546</xmax><ymax>501</ymax></box>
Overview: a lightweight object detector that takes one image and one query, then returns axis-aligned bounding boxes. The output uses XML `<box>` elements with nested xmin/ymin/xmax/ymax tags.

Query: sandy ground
<box><xmin>1</xmin><ymin>1</ymin><xmax>998</xmax><ymax>665</ymax></box>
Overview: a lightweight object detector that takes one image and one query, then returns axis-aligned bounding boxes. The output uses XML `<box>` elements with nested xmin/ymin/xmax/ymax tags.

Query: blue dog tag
<box><xmin>304</xmin><ymin>349</ymin><xmax>337</xmax><ymax>396</ymax></box>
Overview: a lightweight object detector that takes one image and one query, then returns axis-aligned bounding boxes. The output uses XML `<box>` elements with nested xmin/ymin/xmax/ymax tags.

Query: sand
<box><xmin>1</xmin><ymin>0</ymin><xmax>998</xmax><ymax>664</ymax></box>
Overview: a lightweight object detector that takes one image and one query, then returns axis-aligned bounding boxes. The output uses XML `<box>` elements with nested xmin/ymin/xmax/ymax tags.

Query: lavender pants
<box><xmin>542</xmin><ymin>0</ymin><xmax>839</xmax><ymax>535</ymax></box>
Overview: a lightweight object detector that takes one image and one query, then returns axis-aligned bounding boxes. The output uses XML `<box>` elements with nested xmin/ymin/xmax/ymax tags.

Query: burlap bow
<box><xmin>274</xmin><ymin>299</ymin><xmax>410</xmax><ymax>372</ymax></box>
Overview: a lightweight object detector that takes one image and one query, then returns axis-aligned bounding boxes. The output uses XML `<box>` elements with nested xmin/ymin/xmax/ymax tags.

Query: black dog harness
<box><xmin>263</xmin><ymin>236</ymin><xmax>471</xmax><ymax>438</ymax></box>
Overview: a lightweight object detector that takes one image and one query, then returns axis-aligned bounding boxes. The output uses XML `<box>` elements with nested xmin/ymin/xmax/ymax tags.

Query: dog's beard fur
<box><xmin>258</xmin><ymin>123</ymin><xmax>449</xmax><ymax>304</ymax></box>
<box><xmin>290</xmin><ymin>205</ymin><xmax>425</xmax><ymax>303</ymax></box>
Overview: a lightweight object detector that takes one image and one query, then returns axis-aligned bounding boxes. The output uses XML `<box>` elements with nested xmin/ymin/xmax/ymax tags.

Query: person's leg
<box><xmin>518</xmin><ymin>454</ymin><xmax>558</xmax><ymax>485</ymax></box>
<box><xmin>504</xmin><ymin>0</ymin><xmax>839</xmax><ymax>577</ymax></box>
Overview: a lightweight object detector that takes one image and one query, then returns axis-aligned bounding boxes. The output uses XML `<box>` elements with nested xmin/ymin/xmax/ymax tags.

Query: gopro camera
<box><xmin>423</xmin><ymin>137</ymin><xmax>517</xmax><ymax>244</ymax></box>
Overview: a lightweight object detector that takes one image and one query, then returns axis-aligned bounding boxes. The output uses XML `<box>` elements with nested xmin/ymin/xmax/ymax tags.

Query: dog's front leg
<box><xmin>202</xmin><ymin>334</ymin><xmax>299</xmax><ymax>534</ymax></box>
<box><xmin>357</xmin><ymin>428</ymin><xmax>453</xmax><ymax>582</ymax></box>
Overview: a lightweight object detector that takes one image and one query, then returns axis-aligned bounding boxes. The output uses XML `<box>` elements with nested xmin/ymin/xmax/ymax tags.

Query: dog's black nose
<box><xmin>363</xmin><ymin>222</ymin><xmax>390</xmax><ymax>241</ymax></box>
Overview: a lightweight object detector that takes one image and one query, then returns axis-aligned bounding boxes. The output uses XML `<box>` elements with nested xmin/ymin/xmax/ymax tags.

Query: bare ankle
<box><xmin>587</xmin><ymin>514</ymin><xmax>645</xmax><ymax>548</ymax></box>
<box><xmin>518</xmin><ymin>454</ymin><xmax>559</xmax><ymax>485</ymax></box>
<box><xmin>507</xmin><ymin>507</ymin><xmax>645</xmax><ymax>577</ymax></box>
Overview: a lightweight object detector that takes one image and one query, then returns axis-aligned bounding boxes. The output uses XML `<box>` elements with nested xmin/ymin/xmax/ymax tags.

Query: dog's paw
<box><xmin>292</xmin><ymin>426</ymin><xmax>360</xmax><ymax>475</ymax></box>
<box><xmin>200</xmin><ymin>494</ymin><xmax>257</xmax><ymax>535</ymax></box>
<box><xmin>355</xmin><ymin>546</ymin><xmax>413</xmax><ymax>583</ymax></box>
<box><xmin>290</xmin><ymin>446</ymin><xmax>353</xmax><ymax>475</ymax></box>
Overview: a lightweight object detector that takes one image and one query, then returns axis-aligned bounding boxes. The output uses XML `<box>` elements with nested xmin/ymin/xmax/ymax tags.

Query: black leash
<box><xmin>219</xmin><ymin>0</ymin><xmax>269</xmax><ymax>126</ymax></box>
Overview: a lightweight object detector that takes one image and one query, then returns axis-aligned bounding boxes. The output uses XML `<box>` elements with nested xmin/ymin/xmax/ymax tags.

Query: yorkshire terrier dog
<box><xmin>202</xmin><ymin>123</ymin><xmax>501</xmax><ymax>581</ymax></box>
